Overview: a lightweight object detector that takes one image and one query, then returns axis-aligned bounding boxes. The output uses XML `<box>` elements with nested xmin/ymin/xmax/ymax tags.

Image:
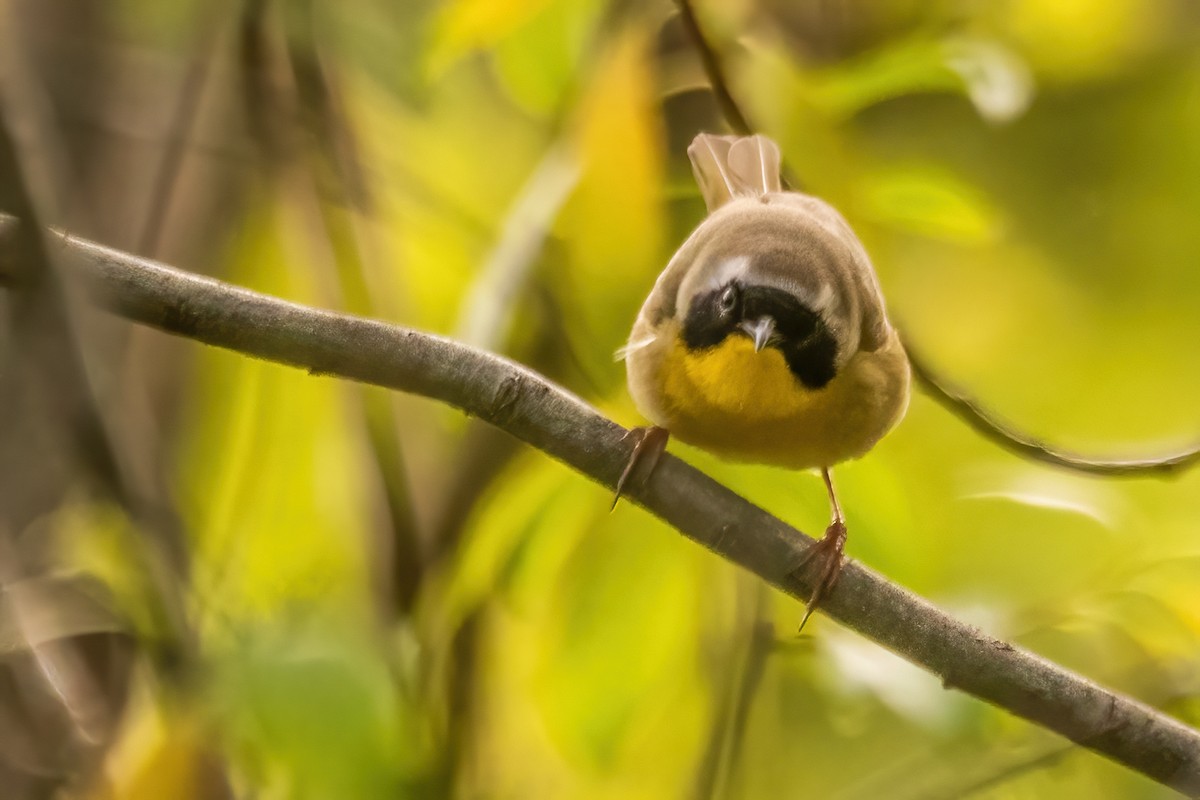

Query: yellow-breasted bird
<box><xmin>618</xmin><ymin>133</ymin><xmax>910</xmax><ymax>629</ymax></box>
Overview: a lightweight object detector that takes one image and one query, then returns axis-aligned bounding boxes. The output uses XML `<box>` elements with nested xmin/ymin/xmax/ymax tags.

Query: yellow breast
<box><xmin>654</xmin><ymin>334</ymin><xmax>909</xmax><ymax>470</ymax></box>
<box><xmin>665</xmin><ymin>336</ymin><xmax>813</xmax><ymax>421</ymax></box>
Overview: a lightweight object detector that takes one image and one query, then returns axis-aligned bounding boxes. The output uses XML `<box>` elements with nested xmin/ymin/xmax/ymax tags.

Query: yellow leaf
<box><xmin>1000</xmin><ymin>0</ymin><xmax>1164</xmax><ymax>81</ymax></box>
<box><xmin>91</xmin><ymin>695</ymin><xmax>223</xmax><ymax>800</ymax></box>
<box><xmin>558</xmin><ymin>29</ymin><xmax>666</xmax><ymax>363</ymax></box>
<box><xmin>428</xmin><ymin>0</ymin><xmax>555</xmax><ymax>74</ymax></box>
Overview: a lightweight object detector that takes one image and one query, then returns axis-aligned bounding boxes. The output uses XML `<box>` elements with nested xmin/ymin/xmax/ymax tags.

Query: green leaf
<box><xmin>859</xmin><ymin>164</ymin><xmax>1004</xmax><ymax>244</ymax></box>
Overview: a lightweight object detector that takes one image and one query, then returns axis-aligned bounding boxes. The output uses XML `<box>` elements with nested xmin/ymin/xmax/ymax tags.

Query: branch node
<box><xmin>490</xmin><ymin>374</ymin><xmax>523</xmax><ymax>426</ymax></box>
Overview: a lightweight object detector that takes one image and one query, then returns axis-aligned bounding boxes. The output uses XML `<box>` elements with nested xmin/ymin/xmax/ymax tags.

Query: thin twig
<box><xmin>674</xmin><ymin>0</ymin><xmax>751</xmax><ymax>136</ymax></box>
<box><xmin>671</xmin><ymin>0</ymin><xmax>1200</xmax><ymax>478</ymax></box>
<box><xmin>691</xmin><ymin>574</ymin><xmax>763</xmax><ymax>800</ymax></box>
<box><xmin>905</xmin><ymin>342</ymin><xmax>1200</xmax><ymax>476</ymax></box>
<box><xmin>5</xmin><ymin>219</ymin><xmax>1199</xmax><ymax>795</ymax></box>
<box><xmin>716</xmin><ymin>581</ymin><xmax>773</xmax><ymax>798</ymax></box>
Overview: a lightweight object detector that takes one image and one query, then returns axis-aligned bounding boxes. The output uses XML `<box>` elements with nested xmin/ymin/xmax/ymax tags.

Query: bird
<box><xmin>617</xmin><ymin>132</ymin><xmax>910</xmax><ymax>631</ymax></box>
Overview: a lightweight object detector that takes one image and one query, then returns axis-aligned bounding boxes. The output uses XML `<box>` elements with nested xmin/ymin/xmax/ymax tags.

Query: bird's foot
<box><xmin>793</xmin><ymin>520</ymin><xmax>847</xmax><ymax>633</ymax></box>
<box><xmin>611</xmin><ymin>426</ymin><xmax>670</xmax><ymax>510</ymax></box>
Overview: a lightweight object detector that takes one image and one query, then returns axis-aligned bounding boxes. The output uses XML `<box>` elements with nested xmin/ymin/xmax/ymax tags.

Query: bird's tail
<box><xmin>686</xmin><ymin>133</ymin><xmax>782</xmax><ymax>213</ymax></box>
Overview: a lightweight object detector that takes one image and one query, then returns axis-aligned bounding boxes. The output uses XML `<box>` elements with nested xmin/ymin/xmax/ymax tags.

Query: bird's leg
<box><xmin>794</xmin><ymin>467</ymin><xmax>848</xmax><ymax>632</ymax></box>
<box><xmin>611</xmin><ymin>426</ymin><xmax>670</xmax><ymax>510</ymax></box>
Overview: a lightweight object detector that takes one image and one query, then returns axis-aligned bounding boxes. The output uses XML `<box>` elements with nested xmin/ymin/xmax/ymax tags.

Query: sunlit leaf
<box><xmin>214</xmin><ymin>623</ymin><xmax>408</xmax><ymax>799</ymax></box>
<box><xmin>997</xmin><ymin>0</ymin><xmax>1169</xmax><ymax>81</ymax></box>
<box><xmin>533</xmin><ymin>507</ymin><xmax>707</xmax><ymax>771</ymax></box>
<box><xmin>352</xmin><ymin>65</ymin><xmax>547</xmax><ymax>333</ymax></box>
<box><xmin>806</xmin><ymin>36</ymin><xmax>962</xmax><ymax>116</ymax></box>
<box><xmin>94</xmin><ymin>712</ymin><xmax>225</xmax><ymax>800</ymax></box>
<box><xmin>427</xmin><ymin>0</ymin><xmax>555</xmax><ymax>75</ymax></box>
<box><xmin>176</xmin><ymin>205</ymin><xmax>374</xmax><ymax>625</ymax></box>
<box><xmin>558</xmin><ymin>29</ymin><xmax>667</xmax><ymax>369</ymax></box>
<box><xmin>493</xmin><ymin>0</ymin><xmax>608</xmax><ymax>114</ymax></box>
<box><xmin>859</xmin><ymin>164</ymin><xmax>1004</xmax><ymax>244</ymax></box>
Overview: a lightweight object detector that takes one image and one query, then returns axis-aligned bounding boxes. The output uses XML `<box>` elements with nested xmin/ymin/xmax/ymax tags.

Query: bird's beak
<box><xmin>739</xmin><ymin>316</ymin><xmax>777</xmax><ymax>353</ymax></box>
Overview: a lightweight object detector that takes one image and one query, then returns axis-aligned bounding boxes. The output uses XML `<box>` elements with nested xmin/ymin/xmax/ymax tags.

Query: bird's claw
<box><xmin>611</xmin><ymin>426</ymin><xmax>669</xmax><ymax>510</ymax></box>
<box><xmin>793</xmin><ymin>520</ymin><xmax>847</xmax><ymax>633</ymax></box>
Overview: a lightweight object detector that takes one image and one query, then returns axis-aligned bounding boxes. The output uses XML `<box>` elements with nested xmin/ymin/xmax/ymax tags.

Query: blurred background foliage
<box><xmin>2</xmin><ymin>0</ymin><xmax>1200</xmax><ymax>797</ymax></box>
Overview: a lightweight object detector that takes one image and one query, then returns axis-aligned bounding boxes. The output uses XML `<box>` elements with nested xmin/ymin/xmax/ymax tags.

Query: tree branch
<box><xmin>2</xmin><ymin>217</ymin><xmax>1197</xmax><ymax>794</ymax></box>
<box><xmin>671</xmin><ymin>0</ymin><xmax>1200</xmax><ymax>478</ymax></box>
<box><xmin>904</xmin><ymin>343</ymin><xmax>1200</xmax><ymax>476</ymax></box>
<box><xmin>674</xmin><ymin>0</ymin><xmax>751</xmax><ymax>138</ymax></box>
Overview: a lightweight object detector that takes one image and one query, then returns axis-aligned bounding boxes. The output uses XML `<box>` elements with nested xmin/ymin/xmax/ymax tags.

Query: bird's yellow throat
<box><xmin>663</xmin><ymin>335</ymin><xmax>816</xmax><ymax>422</ymax></box>
<box><xmin>655</xmin><ymin>332</ymin><xmax>899</xmax><ymax>470</ymax></box>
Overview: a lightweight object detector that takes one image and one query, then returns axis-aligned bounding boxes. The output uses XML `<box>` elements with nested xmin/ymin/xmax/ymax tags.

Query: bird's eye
<box><xmin>717</xmin><ymin>285</ymin><xmax>739</xmax><ymax>315</ymax></box>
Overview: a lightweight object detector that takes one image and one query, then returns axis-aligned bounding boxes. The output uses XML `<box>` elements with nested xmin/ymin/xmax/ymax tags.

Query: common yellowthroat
<box><xmin>618</xmin><ymin>133</ymin><xmax>910</xmax><ymax>629</ymax></box>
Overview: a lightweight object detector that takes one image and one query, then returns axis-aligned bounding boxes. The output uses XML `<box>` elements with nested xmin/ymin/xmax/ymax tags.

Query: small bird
<box><xmin>618</xmin><ymin>133</ymin><xmax>910</xmax><ymax>630</ymax></box>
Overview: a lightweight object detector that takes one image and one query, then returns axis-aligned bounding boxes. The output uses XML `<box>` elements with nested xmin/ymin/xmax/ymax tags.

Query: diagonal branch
<box><xmin>1</xmin><ymin>217</ymin><xmax>1197</xmax><ymax>795</ymax></box>
<box><xmin>671</xmin><ymin>0</ymin><xmax>1200</xmax><ymax>478</ymax></box>
<box><xmin>904</xmin><ymin>343</ymin><xmax>1200</xmax><ymax>476</ymax></box>
<box><xmin>674</xmin><ymin>0</ymin><xmax>751</xmax><ymax>137</ymax></box>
